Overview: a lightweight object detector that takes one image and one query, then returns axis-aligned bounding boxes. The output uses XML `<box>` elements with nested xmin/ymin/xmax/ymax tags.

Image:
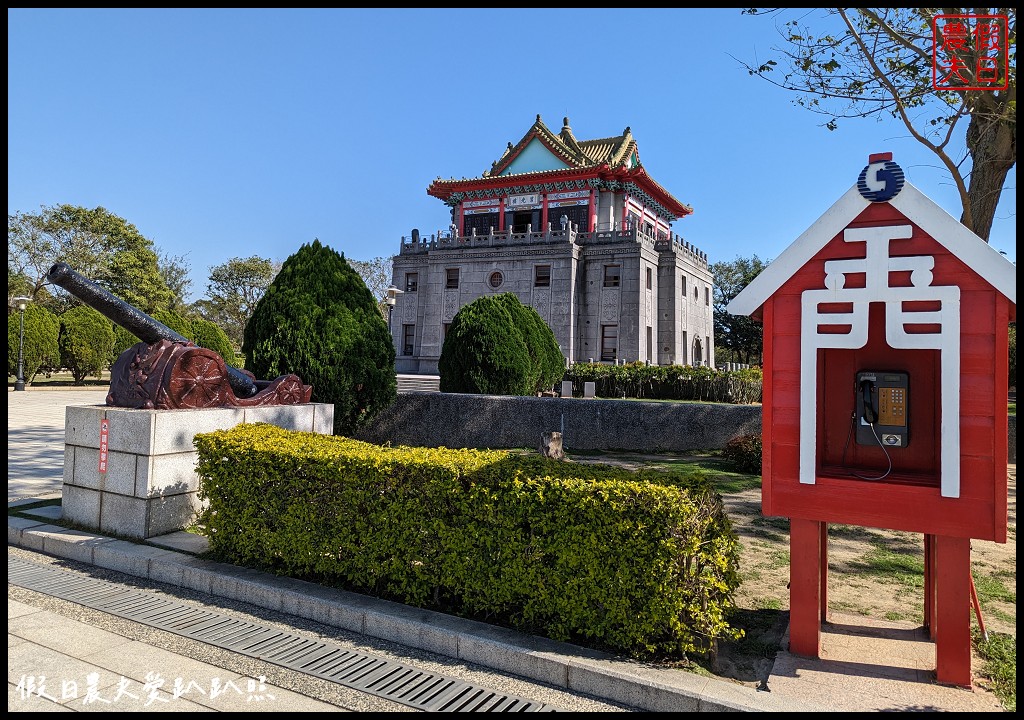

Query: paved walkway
<box><xmin>7</xmin><ymin>389</ymin><xmax>107</xmax><ymax>502</ymax></box>
<box><xmin>7</xmin><ymin>388</ymin><xmax>1012</xmax><ymax>712</ymax></box>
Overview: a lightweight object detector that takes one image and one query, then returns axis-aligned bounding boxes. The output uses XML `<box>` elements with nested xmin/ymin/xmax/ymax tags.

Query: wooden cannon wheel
<box><xmin>167</xmin><ymin>347</ymin><xmax>232</xmax><ymax>409</ymax></box>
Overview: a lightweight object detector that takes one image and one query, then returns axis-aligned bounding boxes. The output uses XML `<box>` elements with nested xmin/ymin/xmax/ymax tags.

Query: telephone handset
<box><xmin>859</xmin><ymin>378</ymin><xmax>878</xmax><ymax>424</ymax></box>
<box><xmin>855</xmin><ymin>371</ymin><xmax>909</xmax><ymax>448</ymax></box>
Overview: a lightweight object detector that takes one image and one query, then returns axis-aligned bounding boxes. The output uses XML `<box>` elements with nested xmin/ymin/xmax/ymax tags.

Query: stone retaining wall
<box><xmin>357</xmin><ymin>393</ymin><xmax>1017</xmax><ymax>463</ymax></box>
<box><xmin>355</xmin><ymin>393</ymin><xmax>761</xmax><ymax>452</ymax></box>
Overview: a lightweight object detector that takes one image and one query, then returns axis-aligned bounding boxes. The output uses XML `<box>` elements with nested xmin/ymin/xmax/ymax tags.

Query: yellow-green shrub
<box><xmin>195</xmin><ymin>423</ymin><xmax>742</xmax><ymax>660</ymax></box>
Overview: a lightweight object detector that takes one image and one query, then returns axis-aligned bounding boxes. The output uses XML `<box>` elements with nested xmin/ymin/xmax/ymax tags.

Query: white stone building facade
<box><xmin>390</xmin><ymin>116</ymin><xmax>714</xmax><ymax>375</ymax></box>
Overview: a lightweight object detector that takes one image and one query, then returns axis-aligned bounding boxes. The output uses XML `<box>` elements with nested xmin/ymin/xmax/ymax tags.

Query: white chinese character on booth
<box><xmin>60</xmin><ymin>679</ymin><xmax>79</xmax><ymax>701</ymax></box>
<box><xmin>800</xmin><ymin>224</ymin><xmax>961</xmax><ymax>496</ymax></box>
<box><xmin>82</xmin><ymin>672</ymin><xmax>112</xmax><ymax>705</ymax></box>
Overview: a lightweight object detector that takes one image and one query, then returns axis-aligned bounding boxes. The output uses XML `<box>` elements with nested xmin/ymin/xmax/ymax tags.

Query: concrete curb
<box><xmin>8</xmin><ymin>512</ymin><xmax>825</xmax><ymax>713</ymax></box>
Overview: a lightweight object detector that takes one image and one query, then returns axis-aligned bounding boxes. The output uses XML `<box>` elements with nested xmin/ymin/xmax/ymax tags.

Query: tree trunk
<box><xmin>962</xmin><ymin>101</ymin><xmax>1016</xmax><ymax>242</ymax></box>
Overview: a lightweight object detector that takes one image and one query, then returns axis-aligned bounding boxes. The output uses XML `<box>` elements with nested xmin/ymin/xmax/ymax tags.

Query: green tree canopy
<box><xmin>8</xmin><ymin>204</ymin><xmax>174</xmax><ymax>313</ymax></box>
<box><xmin>8</xmin><ymin>303</ymin><xmax>60</xmax><ymax>383</ymax></box>
<box><xmin>158</xmin><ymin>251</ymin><xmax>193</xmax><ymax>312</ymax></box>
<box><xmin>711</xmin><ymin>255</ymin><xmax>769</xmax><ymax>366</ymax></box>
<box><xmin>348</xmin><ymin>256</ymin><xmax>393</xmax><ymax>320</ymax></box>
<box><xmin>59</xmin><ymin>305</ymin><xmax>115</xmax><ymax>383</ymax></box>
<box><xmin>740</xmin><ymin>8</ymin><xmax>1015</xmax><ymax>240</ymax></box>
<box><xmin>108</xmin><ymin>308</ymin><xmax>237</xmax><ymax>368</ymax></box>
<box><xmin>243</xmin><ymin>239</ymin><xmax>396</xmax><ymax>435</ymax></box>
<box><xmin>190</xmin><ymin>317</ymin><xmax>238</xmax><ymax>368</ymax></box>
<box><xmin>194</xmin><ymin>255</ymin><xmax>277</xmax><ymax>350</ymax></box>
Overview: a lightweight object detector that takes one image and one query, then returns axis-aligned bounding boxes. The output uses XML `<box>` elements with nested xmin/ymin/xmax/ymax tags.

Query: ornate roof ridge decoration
<box><xmin>578</xmin><ymin>126</ymin><xmax>637</xmax><ymax>168</ymax></box>
<box><xmin>427</xmin><ymin>116</ymin><xmax>692</xmax><ymax>218</ymax></box>
<box><xmin>485</xmin><ymin>114</ymin><xmax>624</xmax><ymax>178</ymax></box>
<box><xmin>557</xmin><ymin>116</ymin><xmax>585</xmax><ymax>157</ymax></box>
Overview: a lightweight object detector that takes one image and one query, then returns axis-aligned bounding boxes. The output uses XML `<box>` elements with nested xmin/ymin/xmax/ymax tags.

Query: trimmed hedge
<box><xmin>195</xmin><ymin>423</ymin><xmax>742</xmax><ymax>660</ymax></box>
<box><xmin>496</xmin><ymin>293</ymin><xmax>565</xmax><ymax>393</ymax></box>
<box><xmin>190</xmin><ymin>317</ymin><xmax>238</xmax><ymax>367</ymax></box>
<box><xmin>566</xmin><ymin>362</ymin><xmax>763</xmax><ymax>403</ymax></box>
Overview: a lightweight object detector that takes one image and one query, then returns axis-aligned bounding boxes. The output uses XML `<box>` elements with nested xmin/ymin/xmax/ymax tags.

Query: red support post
<box><xmin>820</xmin><ymin>522</ymin><xmax>829</xmax><ymax>622</ymax></box>
<box><xmin>933</xmin><ymin>535</ymin><xmax>972</xmax><ymax>687</ymax></box>
<box><xmin>789</xmin><ymin>517</ymin><xmax>824</xmax><ymax>657</ymax></box>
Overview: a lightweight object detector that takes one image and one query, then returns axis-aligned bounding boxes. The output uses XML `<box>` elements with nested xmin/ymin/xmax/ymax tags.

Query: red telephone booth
<box><xmin>728</xmin><ymin>154</ymin><xmax>1016</xmax><ymax>687</ymax></box>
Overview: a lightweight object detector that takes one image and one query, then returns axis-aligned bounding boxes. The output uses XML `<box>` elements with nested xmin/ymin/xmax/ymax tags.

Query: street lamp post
<box><xmin>385</xmin><ymin>285</ymin><xmax>403</xmax><ymax>332</ymax></box>
<box><xmin>14</xmin><ymin>296</ymin><xmax>30</xmax><ymax>391</ymax></box>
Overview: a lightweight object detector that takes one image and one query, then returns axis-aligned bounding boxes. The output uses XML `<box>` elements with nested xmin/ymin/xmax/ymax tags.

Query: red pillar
<box><xmin>589</xmin><ymin>188</ymin><xmax>596</xmax><ymax>232</ymax></box>
<box><xmin>933</xmin><ymin>535</ymin><xmax>972</xmax><ymax>687</ymax></box>
<box><xmin>789</xmin><ymin>517</ymin><xmax>824</xmax><ymax>656</ymax></box>
<box><xmin>924</xmin><ymin>534</ymin><xmax>935</xmax><ymax>637</ymax></box>
<box><xmin>820</xmin><ymin>522</ymin><xmax>829</xmax><ymax>622</ymax></box>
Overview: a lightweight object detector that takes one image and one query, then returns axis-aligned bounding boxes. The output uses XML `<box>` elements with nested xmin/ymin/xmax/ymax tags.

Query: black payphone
<box><xmin>855</xmin><ymin>370</ymin><xmax>910</xmax><ymax>448</ymax></box>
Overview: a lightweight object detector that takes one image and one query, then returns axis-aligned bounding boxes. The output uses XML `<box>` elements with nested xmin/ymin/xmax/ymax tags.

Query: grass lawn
<box><xmin>8</xmin><ymin>370</ymin><xmax>109</xmax><ymax>388</ymax></box>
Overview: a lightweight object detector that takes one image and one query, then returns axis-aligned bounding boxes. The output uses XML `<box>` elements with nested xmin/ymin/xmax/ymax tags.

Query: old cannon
<box><xmin>47</xmin><ymin>262</ymin><xmax>312</xmax><ymax>409</ymax></box>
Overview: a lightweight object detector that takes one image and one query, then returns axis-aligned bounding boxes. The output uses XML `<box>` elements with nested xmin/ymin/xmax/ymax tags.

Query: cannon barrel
<box><xmin>47</xmin><ymin>262</ymin><xmax>258</xmax><ymax>398</ymax></box>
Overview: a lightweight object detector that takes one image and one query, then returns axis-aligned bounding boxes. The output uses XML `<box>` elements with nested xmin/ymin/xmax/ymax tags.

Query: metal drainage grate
<box><xmin>8</xmin><ymin>556</ymin><xmax>557</xmax><ymax>712</ymax></box>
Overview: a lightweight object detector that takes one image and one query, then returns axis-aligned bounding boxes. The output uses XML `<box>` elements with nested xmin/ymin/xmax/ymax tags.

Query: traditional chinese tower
<box><xmin>728</xmin><ymin>153</ymin><xmax>1016</xmax><ymax>687</ymax></box>
<box><xmin>390</xmin><ymin>115</ymin><xmax>715</xmax><ymax>375</ymax></box>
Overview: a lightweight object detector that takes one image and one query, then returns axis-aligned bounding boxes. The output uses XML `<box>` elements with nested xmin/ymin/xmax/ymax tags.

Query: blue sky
<box><xmin>8</xmin><ymin>8</ymin><xmax>1015</xmax><ymax>303</ymax></box>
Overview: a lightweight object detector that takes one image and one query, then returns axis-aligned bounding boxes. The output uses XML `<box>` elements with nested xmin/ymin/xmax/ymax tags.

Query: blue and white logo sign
<box><xmin>857</xmin><ymin>158</ymin><xmax>905</xmax><ymax>202</ymax></box>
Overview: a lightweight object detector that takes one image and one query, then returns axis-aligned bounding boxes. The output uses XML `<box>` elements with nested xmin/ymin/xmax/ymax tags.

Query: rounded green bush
<box><xmin>59</xmin><ymin>305</ymin><xmax>115</xmax><ymax>383</ymax></box>
<box><xmin>150</xmin><ymin>309</ymin><xmax>194</xmax><ymax>339</ymax></box>
<box><xmin>495</xmin><ymin>293</ymin><xmax>565</xmax><ymax>393</ymax></box>
<box><xmin>8</xmin><ymin>303</ymin><xmax>60</xmax><ymax>383</ymax></box>
<box><xmin>109</xmin><ymin>310</ymin><xmax>236</xmax><ymax>368</ymax></box>
<box><xmin>439</xmin><ymin>292</ymin><xmax>563</xmax><ymax>395</ymax></box>
<box><xmin>721</xmin><ymin>433</ymin><xmax>763</xmax><ymax>474</ymax></box>
<box><xmin>189</xmin><ymin>317</ymin><xmax>238</xmax><ymax>367</ymax></box>
<box><xmin>242</xmin><ymin>239</ymin><xmax>396</xmax><ymax>435</ymax></box>
<box><xmin>110</xmin><ymin>325</ymin><xmax>139</xmax><ymax>365</ymax></box>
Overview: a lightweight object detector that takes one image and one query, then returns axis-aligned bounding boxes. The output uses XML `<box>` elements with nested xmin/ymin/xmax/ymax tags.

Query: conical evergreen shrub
<box><xmin>242</xmin><ymin>239</ymin><xmax>396</xmax><ymax>434</ymax></box>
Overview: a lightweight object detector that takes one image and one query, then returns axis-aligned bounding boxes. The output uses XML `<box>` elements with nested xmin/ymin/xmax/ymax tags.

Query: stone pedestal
<box><xmin>61</xmin><ymin>403</ymin><xmax>334</xmax><ymax>539</ymax></box>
